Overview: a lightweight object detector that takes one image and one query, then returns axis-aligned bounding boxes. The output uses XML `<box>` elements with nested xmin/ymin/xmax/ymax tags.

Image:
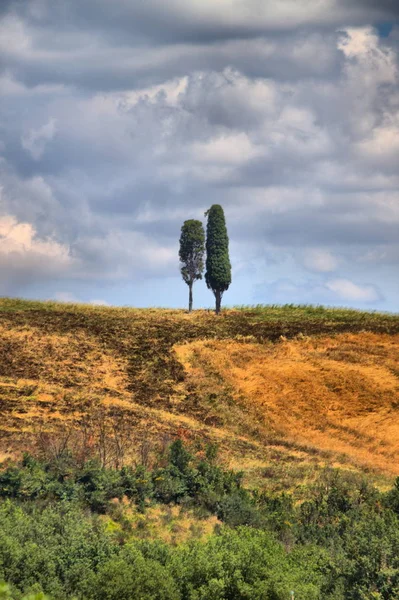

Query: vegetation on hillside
<box><xmin>0</xmin><ymin>299</ymin><xmax>398</xmax><ymax>486</ymax></box>
<box><xmin>1</xmin><ymin>440</ymin><xmax>399</xmax><ymax>598</ymax></box>
<box><xmin>1</xmin><ymin>299</ymin><xmax>399</xmax><ymax>597</ymax></box>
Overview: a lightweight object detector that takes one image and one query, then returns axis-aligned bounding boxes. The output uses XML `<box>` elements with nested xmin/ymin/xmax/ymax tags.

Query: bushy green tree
<box><xmin>92</xmin><ymin>546</ymin><xmax>179</xmax><ymax>600</ymax></box>
<box><xmin>179</xmin><ymin>220</ymin><xmax>205</xmax><ymax>312</ymax></box>
<box><xmin>205</xmin><ymin>205</ymin><xmax>231</xmax><ymax>314</ymax></box>
<box><xmin>0</xmin><ymin>583</ymin><xmax>48</xmax><ymax>600</ymax></box>
<box><xmin>170</xmin><ymin>527</ymin><xmax>326</xmax><ymax>600</ymax></box>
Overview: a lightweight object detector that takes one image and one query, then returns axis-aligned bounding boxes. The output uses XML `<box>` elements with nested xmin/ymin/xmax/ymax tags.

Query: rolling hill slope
<box><xmin>1</xmin><ymin>298</ymin><xmax>398</xmax><ymax>494</ymax></box>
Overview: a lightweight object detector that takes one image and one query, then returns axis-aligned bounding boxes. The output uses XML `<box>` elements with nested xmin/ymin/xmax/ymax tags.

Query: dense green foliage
<box><xmin>0</xmin><ymin>583</ymin><xmax>47</xmax><ymax>600</ymax></box>
<box><xmin>1</xmin><ymin>441</ymin><xmax>399</xmax><ymax>599</ymax></box>
<box><xmin>179</xmin><ymin>220</ymin><xmax>205</xmax><ymax>312</ymax></box>
<box><xmin>0</xmin><ymin>441</ymin><xmax>242</xmax><ymax>514</ymax></box>
<box><xmin>0</xmin><ymin>501</ymin><xmax>325</xmax><ymax>600</ymax></box>
<box><xmin>205</xmin><ymin>205</ymin><xmax>231</xmax><ymax>313</ymax></box>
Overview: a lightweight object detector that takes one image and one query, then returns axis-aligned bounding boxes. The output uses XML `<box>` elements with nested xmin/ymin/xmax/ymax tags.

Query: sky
<box><xmin>0</xmin><ymin>0</ymin><xmax>398</xmax><ymax>310</ymax></box>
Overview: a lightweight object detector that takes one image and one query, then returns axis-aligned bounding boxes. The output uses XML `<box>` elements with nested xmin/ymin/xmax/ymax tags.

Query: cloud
<box><xmin>89</xmin><ymin>298</ymin><xmax>110</xmax><ymax>306</ymax></box>
<box><xmin>326</xmin><ymin>278</ymin><xmax>382</xmax><ymax>302</ymax></box>
<box><xmin>53</xmin><ymin>291</ymin><xmax>79</xmax><ymax>303</ymax></box>
<box><xmin>256</xmin><ymin>277</ymin><xmax>383</xmax><ymax>306</ymax></box>
<box><xmin>192</xmin><ymin>132</ymin><xmax>263</xmax><ymax>165</ymax></box>
<box><xmin>21</xmin><ymin>117</ymin><xmax>57</xmax><ymax>160</ymax></box>
<box><xmin>303</xmin><ymin>249</ymin><xmax>339</xmax><ymax>273</ymax></box>
<box><xmin>0</xmin><ymin>168</ymin><xmax>70</xmax><ymax>240</ymax></box>
<box><xmin>350</xmin><ymin>0</ymin><xmax>399</xmax><ymax>19</ymax></box>
<box><xmin>54</xmin><ymin>291</ymin><xmax>109</xmax><ymax>305</ymax></box>
<box><xmin>10</xmin><ymin>0</ymin><xmax>398</xmax><ymax>47</ymax></box>
<box><xmin>0</xmin><ymin>0</ymin><xmax>14</xmax><ymax>17</ymax></box>
<box><xmin>0</xmin><ymin>215</ymin><xmax>70</xmax><ymax>264</ymax></box>
<box><xmin>0</xmin><ymin>1</ymin><xmax>398</xmax><ymax>309</ymax></box>
<box><xmin>0</xmin><ymin>214</ymin><xmax>72</xmax><ymax>294</ymax></box>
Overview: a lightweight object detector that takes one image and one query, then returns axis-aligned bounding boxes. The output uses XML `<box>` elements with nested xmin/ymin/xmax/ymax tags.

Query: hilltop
<box><xmin>1</xmin><ymin>297</ymin><xmax>399</xmax><ymax>494</ymax></box>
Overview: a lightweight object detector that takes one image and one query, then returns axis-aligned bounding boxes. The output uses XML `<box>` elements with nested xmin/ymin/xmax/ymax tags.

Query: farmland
<box><xmin>1</xmin><ymin>298</ymin><xmax>398</xmax><ymax>493</ymax></box>
<box><xmin>2</xmin><ymin>298</ymin><xmax>399</xmax><ymax>598</ymax></box>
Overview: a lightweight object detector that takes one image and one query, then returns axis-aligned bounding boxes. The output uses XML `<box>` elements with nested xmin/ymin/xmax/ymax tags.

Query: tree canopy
<box><xmin>179</xmin><ymin>219</ymin><xmax>205</xmax><ymax>312</ymax></box>
<box><xmin>205</xmin><ymin>205</ymin><xmax>231</xmax><ymax>313</ymax></box>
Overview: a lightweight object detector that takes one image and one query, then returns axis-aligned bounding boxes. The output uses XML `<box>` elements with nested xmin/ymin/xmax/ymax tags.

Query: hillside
<box><xmin>1</xmin><ymin>298</ymin><xmax>399</xmax><ymax>494</ymax></box>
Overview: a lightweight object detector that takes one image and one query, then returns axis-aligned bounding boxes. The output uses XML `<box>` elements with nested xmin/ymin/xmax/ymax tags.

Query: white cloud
<box><xmin>89</xmin><ymin>298</ymin><xmax>110</xmax><ymax>306</ymax></box>
<box><xmin>74</xmin><ymin>230</ymin><xmax>177</xmax><ymax>280</ymax></box>
<box><xmin>0</xmin><ymin>170</ymin><xmax>68</xmax><ymax>241</ymax></box>
<box><xmin>338</xmin><ymin>27</ymin><xmax>379</xmax><ymax>58</ymax></box>
<box><xmin>326</xmin><ymin>278</ymin><xmax>381</xmax><ymax>302</ymax></box>
<box><xmin>0</xmin><ymin>74</ymin><xmax>27</xmax><ymax>96</ymax></box>
<box><xmin>54</xmin><ymin>291</ymin><xmax>80</xmax><ymax>303</ymax></box>
<box><xmin>257</xmin><ymin>276</ymin><xmax>384</xmax><ymax>307</ymax></box>
<box><xmin>0</xmin><ymin>15</ymin><xmax>31</xmax><ymax>55</ymax></box>
<box><xmin>54</xmin><ymin>291</ymin><xmax>109</xmax><ymax>306</ymax></box>
<box><xmin>303</xmin><ymin>249</ymin><xmax>339</xmax><ymax>272</ymax></box>
<box><xmin>0</xmin><ymin>214</ymin><xmax>72</xmax><ymax>294</ymax></box>
<box><xmin>355</xmin><ymin>120</ymin><xmax>399</xmax><ymax>166</ymax></box>
<box><xmin>192</xmin><ymin>132</ymin><xmax>263</xmax><ymax>164</ymax></box>
<box><xmin>0</xmin><ymin>215</ymin><xmax>70</xmax><ymax>264</ymax></box>
<box><xmin>21</xmin><ymin>117</ymin><xmax>58</xmax><ymax>160</ymax></box>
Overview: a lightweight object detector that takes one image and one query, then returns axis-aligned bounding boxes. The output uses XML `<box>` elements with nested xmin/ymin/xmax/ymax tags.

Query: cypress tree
<box><xmin>179</xmin><ymin>219</ymin><xmax>205</xmax><ymax>312</ymax></box>
<box><xmin>205</xmin><ymin>205</ymin><xmax>231</xmax><ymax>314</ymax></box>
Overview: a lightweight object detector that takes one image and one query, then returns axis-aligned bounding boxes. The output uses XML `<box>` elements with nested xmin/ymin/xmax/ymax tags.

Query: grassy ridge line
<box><xmin>232</xmin><ymin>302</ymin><xmax>399</xmax><ymax>320</ymax></box>
<box><xmin>1</xmin><ymin>297</ymin><xmax>399</xmax><ymax>319</ymax></box>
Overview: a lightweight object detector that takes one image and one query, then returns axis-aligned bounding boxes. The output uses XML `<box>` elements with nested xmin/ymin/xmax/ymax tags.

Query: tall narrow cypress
<box><xmin>205</xmin><ymin>205</ymin><xmax>231</xmax><ymax>314</ymax></box>
<box><xmin>179</xmin><ymin>219</ymin><xmax>205</xmax><ymax>312</ymax></box>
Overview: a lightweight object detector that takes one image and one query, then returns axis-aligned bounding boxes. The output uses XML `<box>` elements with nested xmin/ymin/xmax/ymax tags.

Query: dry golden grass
<box><xmin>122</xmin><ymin>504</ymin><xmax>220</xmax><ymax>545</ymax></box>
<box><xmin>0</xmin><ymin>322</ymin><xmax>207</xmax><ymax>461</ymax></box>
<box><xmin>100</xmin><ymin>503</ymin><xmax>220</xmax><ymax>546</ymax></box>
<box><xmin>0</xmin><ymin>322</ymin><xmax>128</xmax><ymax>391</ymax></box>
<box><xmin>0</xmin><ymin>318</ymin><xmax>260</xmax><ymax>465</ymax></box>
<box><xmin>0</xmin><ymin>322</ymin><xmax>131</xmax><ymax>450</ymax></box>
<box><xmin>175</xmin><ymin>332</ymin><xmax>399</xmax><ymax>477</ymax></box>
<box><xmin>1</xmin><ymin>298</ymin><xmax>399</xmax><ymax>491</ymax></box>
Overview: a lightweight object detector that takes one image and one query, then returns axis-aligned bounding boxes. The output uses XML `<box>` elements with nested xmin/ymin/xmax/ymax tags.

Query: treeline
<box><xmin>1</xmin><ymin>441</ymin><xmax>399</xmax><ymax>599</ymax></box>
<box><xmin>179</xmin><ymin>205</ymin><xmax>231</xmax><ymax>314</ymax></box>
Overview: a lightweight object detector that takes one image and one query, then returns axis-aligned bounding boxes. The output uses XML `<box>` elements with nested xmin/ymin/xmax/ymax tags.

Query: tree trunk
<box><xmin>188</xmin><ymin>282</ymin><xmax>193</xmax><ymax>312</ymax></box>
<box><xmin>215</xmin><ymin>290</ymin><xmax>222</xmax><ymax>315</ymax></box>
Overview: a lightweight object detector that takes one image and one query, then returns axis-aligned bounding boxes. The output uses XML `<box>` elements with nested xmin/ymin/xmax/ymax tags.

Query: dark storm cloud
<box><xmin>1</xmin><ymin>30</ymin><xmax>343</xmax><ymax>93</ymax></box>
<box><xmin>0</xmin><ymin>0</ymin><xmax>15</xmax><ymax>16</ymax></box>
<box><xmin>265</xmin><ymin>210</ymin><xmax>399</xmax><ymax>247</ymax></box>
<box><xmin>8</xmin><ymin>0</ymin><xmax>398</xmax><ymax>46</ymax></box>
<box><xmin>1</xmin><ymin>0</ymin><xmax>393</xmax><ymax>95</ymax></box>
<box><xmin>349</xmin><ymin>0</ymin><xmax>399</xmax><ymax>19</ymax></box>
